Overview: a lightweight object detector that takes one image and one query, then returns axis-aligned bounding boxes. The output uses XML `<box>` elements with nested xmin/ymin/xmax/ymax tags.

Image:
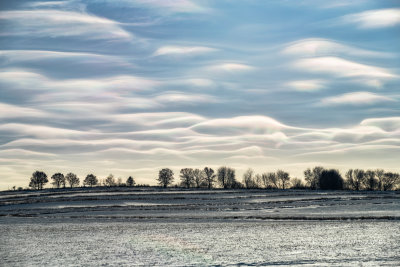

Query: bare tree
<box><xmin>157</xmin><ymin>168</ymin><xmax>174</xmax><ymax>188</ymax></box>
<box><xmin>217</xmin><ymin>166</ymin><xmax>228</xmax><ymax>188</ymax></box>
<box><xmin>304</xmin><ymin>168</ymin><xmax>313</xmax><ymax>188</ymax></box>
<box><xmin>65</xmin><ymin>173</ymin><xmax>79</xmax><ymax>188</ymax></box>
<box><xmin>255</xmin><ymin>174</ymin><xmax>262</xmax><ymax>188</ymax></box>
<box><xmin>382</xmin><ymin>172</ymin><xmax>399</xmax><ymax>191</ymax></box>
<box><xmin>105</xmin><ymin>174</ymin><xmax>116</xmax><ymax>187</ymax></box>
<box><xmin>217</xmin><ymin>166</ymin><xmax>237</xmax><ymax>189</ymax></box>
<box><xmin>260</xmin><ymin>173</ymin><xmax>269</xmax><ymax>188</ymax></box>
<box><xmin>51</xmin><ymin>173</ymin><xmax>65</xmax><ymax>188</ymax></box>
<box><xmin>180</xmin><ymin>168</ymin><xmax>194</xmax><ymax>188</ymax></box>
<box><xmin>226</xmin><ymin>167</ymin><xmax>237</xmax><ymax>188</ymax></box>
<box><xmin>304</xmin><ymin>166</ymin><xmax>323</xmax><ymax>190</ymax></box>
<box><xmin>84</xmin><ymin>174</ymin><xmax>98</xmax><ymax>187</ymax></box>
<box><xmin>257</xmin><ymin>172</ymin><xmax>278</xmax><ymax>188</ymax></box>
<box><xmin>346</xmin><ymin>169</ymin><xmax>364</xmax><ymax>190</ymax></box>
<box><xmin>204</xmin><ymin>167</ymin><xmax>216</xmax><ymax>189</ymax></box>
<box><xmin>291</xmin><ymin>178</ymin><xmax>305</xmax><ymax>189</ymax></box>
<box><xmin>375</xmin><ymin>169</ymin><xmax>385</xmax><ymax>191</ymax></box>
<box><xmin>265</xmin><ymin>172</ymin><xmax>278</xmax><ymax>189</ymax></box>
<box><xmin>363</xmin><ymin>170</ymin><xmax>378</xmax><ymax>191</ymax></box>
<box><xmin>243</xmin><ymin>168</ymin><xmax>258</xmax><ymax>188</ymax></box>
<box><xmin>29</xmin><ymin>171</ymin><xmax>48</xmax><ymax>190</ymax></box>
<box><xmin>126</xmin><ymin>176</ymin><xmax>135</xmax><ymax>187</ymax></box>
<box><xmin>192</xmin><ymin>169</ymin><xmax>205</xmax><ymax>188</ymax></box>
<box><xmin>276</xmin><ymin>170</ymin><xmax>290</xmax><ymax>189</ymax></box>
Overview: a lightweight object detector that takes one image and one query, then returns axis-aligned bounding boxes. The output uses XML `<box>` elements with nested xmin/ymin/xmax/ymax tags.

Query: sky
<box><xmin>0</xmin><ymin>0</ymin><xmax>399</xmax><ymax>189</ymax></box>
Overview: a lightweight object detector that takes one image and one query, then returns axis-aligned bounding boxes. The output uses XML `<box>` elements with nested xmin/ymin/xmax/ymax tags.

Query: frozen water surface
<box><xmin>1</xmin><ymin>188</ymin><xmax>399</xmax><ymax>266</ymax></box>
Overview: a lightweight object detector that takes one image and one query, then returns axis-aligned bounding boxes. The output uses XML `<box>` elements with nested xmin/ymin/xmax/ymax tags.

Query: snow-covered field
<box><xmin>1</xmin><ymin>188</ymin><xmax>399</xmax><ymax>266</ymax></box>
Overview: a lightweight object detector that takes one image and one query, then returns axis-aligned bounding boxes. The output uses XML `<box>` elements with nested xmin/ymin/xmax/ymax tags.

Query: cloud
<box><xmin>154</xmin><ymin>92</ymin><xmax>217</xmax><ymax>104</ymax></box>
<box><xmin>341</xmin><ymin>8</ymin><xmax>400</xmax><ymax>29</ymax></box>
<box><xmin>26</xmin><ymin>1</ymin><xmax>80</xmax><ymax>8</ymax></box>
<box><xmin>127</xmin><ymin>0</ymin><xmax>209</xmax><ymax>14</ymax></box>
<box><xmin>360</xmin><ymin>117</ymin><xmax>400</xmax><ymax>132</ymax></box>
<box><xmin>191</xmin><ymin>116</ymin><xmax>290</xmax><ymax>135</ymax></box>
<box><xmin>0</xmin><ymin>50</ymin><xmax>133</xmax><ymax>68</ymax></box>
<box><xmin>167</xmin><ymin>78</ymin><xmax>216</xmax><ymax>88</ymax></box>
<box><xmin>0</xmin><ymin>70</ymin><xmax>158</xmax><ymax>94</ymax></box>
<box><xmin>111</xmin><ymin>112</ymin><xmax>206</xmax><ymax>128</ymax></box>
<box><xmin>153</xmin><ymin>46</ymin><xmax>218</xmax><ymax>56</ymax></box>
<box><xmin>0</xmin><ymin>103</ymin><xmax>48</xmax><ymax>119</ymax></box>
<box><xmin>318</xmin><ymin>0</ymin><xmax>368</xmax><ymax>9</ymax></box>
<box><xmin>207</xmin><ymin>63</ymin><xmax>255</xmax><ymax>72</ymax></box>
<box><xmin>286</xmin><ymin>79</ymin><xmax>326</xmax><ymax>92</ymax></box>
<box><xmin>0</xmin><ymin>10</ymin><xmax>132</xmax><ymax>40</ymax></box>
<box><xmin>0</xmin><ymin>149</ymin><xmax>56</xmax><ymax>159</ymax></box>
<box><xmin>0</xmin><ymin>123</ymin><xmax>96</xmax><ymax>139</ymax></box>
<box><xmin>321</xmin><ymin>92</ymin><xmax>395</xmax><ymax>106</ymax></box>
<box><xmin>293</xmin><ymin>57</ymin><xmax>396</xmax><ymax>79</ymax></box>
<box><xmin>2</xmin><ymin>110</ymin><xmax>400</xmax><ymax>188</ymax></box>
<box><xmin>292</xmin><ymin>0</ymin><xmax>369</xmax><ymax>9</ymax></box>
<box><xmin>283</xmin><ymin>38</ymin><xmax>390</xmax><ymax>58</ymax></box>
<box><xmin>0</xmin><ymin>70</ymin><xmax>223</xmax><ymax>110</ymax></box>
<box><xmin>2</xmin><ymin>138</ymin><xmax>179</xmax><ymax>154</ymax></box>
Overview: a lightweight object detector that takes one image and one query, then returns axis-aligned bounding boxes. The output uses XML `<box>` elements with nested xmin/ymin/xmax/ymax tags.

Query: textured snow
<box><xmin>1</xmin><ymin>189</ymin><xmax>399</xmax><ymax>266</ymax></box>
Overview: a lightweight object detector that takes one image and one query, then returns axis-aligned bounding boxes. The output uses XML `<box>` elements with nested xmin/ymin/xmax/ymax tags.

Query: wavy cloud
<box><xmin>206</xmin><ymin>63</ymin><xmax>255</xmax><ymax>72</ymax></box>
<box><xmin>1</xmin><ymin>113</ymin><xmax>399</xmax><ymax>185</ymax></box>
<box><xmin>286</xmin><ymin>79</ymin><xmax>327</xmax><ymax>92</ymax></box>
<box><xmin>283</xmin><ymin>38</ymin><xmax>390</xmax><ymax>58</ymax></box>
<box><xmin>153</xmin><ymin>46</ymin><xmax>217</xmax><ymax>56</ymax></box>
<box><xmin>127</xmin><ymin>0</ymin><xmax>209</xmax><ymax>14</ymax></box>
<box><xmin>293</xmin><ymin>57</ymin><xmax>395</xmax><ymax>78</ymax></box>
<box><xmin>0</xmin><ymin>1</ymin><xmax>399</xmax><ymax>189</ymax></box>
<box><xmin>321</xmin><ymin>92</ymin><xmax>396</xmax><ymax>106</ymax></box>
<box><xmin>0</xmin><ymin>10</ymin><xmax>132</xmax><ymax>40</ymax></box>
<box><xmin>341</xmin><ymin>8</ymin><xmax>400</xmax><ymax>29</ymax></box>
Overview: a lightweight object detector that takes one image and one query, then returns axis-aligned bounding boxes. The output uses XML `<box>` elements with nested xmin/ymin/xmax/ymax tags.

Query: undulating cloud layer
<box><xmin>0</xmin><ymin>0</ymin><xmax>399</xmax><ymax>189</ymax></box>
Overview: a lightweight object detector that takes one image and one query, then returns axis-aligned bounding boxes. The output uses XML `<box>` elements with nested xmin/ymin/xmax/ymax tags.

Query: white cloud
<box><xmin>360</xmin><ymin>117</ymin><xmax>400</xmax><ymax>132</ymax></box>
<box><xmin>0</xmin><ymin>70</ymin><xmax>158</xmax><ymax>93</ymax></box>
<box><xmin>207</xmin><ymin>63</ymin><xmax>255</xmax><ymax>72</ymax></box>
<box><xmin>293</xmin><ymin>57</ymin><xmax>396</xmax><ymax>79</ymax></box>
<box><xmin>111</xmin><ymin>112</ymin><xmax>206</xmax><ymax>127</ymax></box>
<box><xmin>319</xmin><ymin>0</ymin><xmax>368</xmax><ymax>9</ymax></box>
<box><xmin>341</xmin><ymin>8</ymin><xmax>400</xmax><ymax>29</ymax></box>
<box><xmin>287</xmin><ymin>79</ymin><xmax>326</xmax><ymax>92</ymax></box>
<box><xmin>0</xmin><ymin>148</ymin><xmax>56</xmax><ymax>157</ymax></box>
<box><xmin>321</xmin><ymin>92</ymin><xmax>395</xmax><ymax>106</ymax></box>
<box><xmin>2</xmin><ymin>138</ymin><xmax>178</xmax><ymax>152</ymax></box>
<box><xmin>153</xmin><ymin>46</ymin><xmax>217</xmax><ymax>56</ymax></box>
<box><xmin>191</xmin><ymin>115</ymin><xmax>290</xmax><ymax>135</ymax></box>
<box><xmin>0</xmin><ymin>50</ymin><xmax>132</xmax><ymax>68</ymax></box>
<box><xmin>283</xmin><ymin>38</ymin><xmax>389</xmax><ymax>58</ymax></box>
<box><xmin>0</xmin><ymin>123</ymin><xmax>96</xmax><ymax>139</ymax></box>
<box><xmin>26</xmin><ymin>1</ymin><xmax>75</xmax><ymax>8</ymax></box>
<box><xmin>154</xmin><ymin>92</ymin><xmax>217</xmax><ymax>104</ymax></box>
<box><xmin>2</xmin><ymin>111</ymin><xmax>400</xmax><ymax>189</ymax></box>
<box><xmin>294</xmin><ymin>0</ymin><xmax>369</xmax><ymax>9</ymax></box>
<box><xmin>130</xmin><ymin>0</ymin><xmax>209</xmax><ymax>14</ymax></box>
<box><xmin>174</xmin><ymin>78</ymin><xmax>216</xmax><ymax>88</ymax></box>
<box><xmin>0</xmin><ymin>103</ymin><xmax>48</xmax><ymax>118</ymax></box>
<box><xmin>0</xmin><ymin>10</ymin><xmax>132</xmax><ymax>40</ymax></box>
<box><xmin>352</xmin><ymin>78</ymin><xmax>384</xmax><ymax>89</ymax></box>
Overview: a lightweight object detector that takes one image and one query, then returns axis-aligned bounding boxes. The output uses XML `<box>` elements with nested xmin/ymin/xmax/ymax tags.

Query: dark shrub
<box><xmin>319</xmin><ymin>169</ymin><xmax>344</xmax><ymax>190</ymax></box>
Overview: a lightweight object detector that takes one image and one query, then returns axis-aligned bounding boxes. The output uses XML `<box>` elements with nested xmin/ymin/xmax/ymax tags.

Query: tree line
<box><xmin>25</xmin><ymin>166</ymin><xmax>400</xmax><ymax>191</ymax></box>
<box><xmin>157</xmin><ymin>166</ymin><xmax>399</xmax><ymax>191</ymax></box>
<box><xmin>28</xmin><ymin>171</ymin><xmax>137</xmax><ymax>190</ymax></box>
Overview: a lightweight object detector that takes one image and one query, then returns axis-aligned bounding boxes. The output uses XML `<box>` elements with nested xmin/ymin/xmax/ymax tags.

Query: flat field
<box><xmin>1</xmin><ymin>188</ymin><xmax>399</xmax><ymax>266</ymax></box>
